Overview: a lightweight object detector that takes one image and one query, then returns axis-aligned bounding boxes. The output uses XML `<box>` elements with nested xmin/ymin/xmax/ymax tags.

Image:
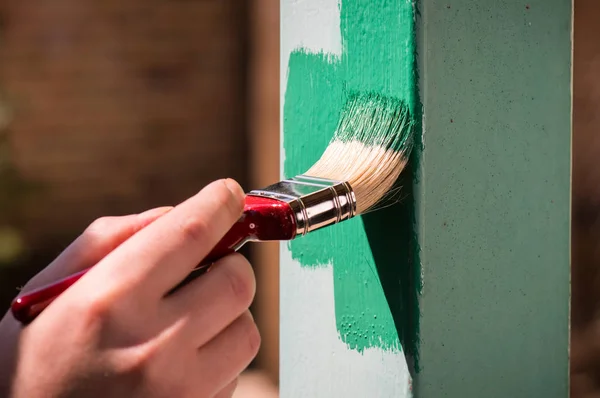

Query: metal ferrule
<box><xmin>248</xmin><ymin>175</ymin><xmax>357</xmax><ymax>236</ymax></box>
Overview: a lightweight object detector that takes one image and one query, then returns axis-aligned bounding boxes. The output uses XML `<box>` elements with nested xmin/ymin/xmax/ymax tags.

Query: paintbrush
<box><xmin>10</xmin><ymin>92</ymin><xmax>414</xmax><ymax>324</ymax></box>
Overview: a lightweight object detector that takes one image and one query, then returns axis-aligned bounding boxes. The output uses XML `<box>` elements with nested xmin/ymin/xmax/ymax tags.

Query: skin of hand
<box><xmin>0</xmin><ymin>179</ymin><xmax>260</xmax><ymax>398</ymax></box>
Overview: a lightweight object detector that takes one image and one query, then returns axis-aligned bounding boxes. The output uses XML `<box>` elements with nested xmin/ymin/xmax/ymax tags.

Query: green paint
<box><xmin>333</xmin><ymin>92</ymin><xmax>412</xmax><ymax>154</ymax></box>
<box><xmin>283</xmin><ymin>0</ymin><xmax>419</xmax><ymax>355</ymax></box>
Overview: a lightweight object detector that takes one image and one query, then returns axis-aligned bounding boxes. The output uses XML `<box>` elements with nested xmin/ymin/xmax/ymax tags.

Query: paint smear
<box><xmin>283</xmin><ymin>0</ymin><xmax>420</xmax><ymax>357</ymax></box>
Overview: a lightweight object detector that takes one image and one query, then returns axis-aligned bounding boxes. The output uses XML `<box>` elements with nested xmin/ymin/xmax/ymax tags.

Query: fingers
<box><xmin>87</xmin><ymin>179</ymin><xmax>246</xmax><ymax>298</ymax></box>
<box><xmin>167</xmin><ymin>253</ymin><xmax>256</xmax><ymax>348</ymax></box>
<box><xmin>23</xmin><ymin>207</ymin><xmax>172</xmax><ymax>291</ymax></box>
<box><xmin>196</xmin><ymin>311</ymin><xmax>260</xmax><ymax>397</ymax></box>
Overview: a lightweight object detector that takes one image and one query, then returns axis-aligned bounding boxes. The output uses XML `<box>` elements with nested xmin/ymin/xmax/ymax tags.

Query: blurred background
<box><xmin>571</xmin><ymin>1</ymin><xmax>600</xmax><ymax>397</ymax></box>
<box><xmin>0</xmin><ymin>1</ymin><xmax>599</xmax><ymax>397</ymax></box>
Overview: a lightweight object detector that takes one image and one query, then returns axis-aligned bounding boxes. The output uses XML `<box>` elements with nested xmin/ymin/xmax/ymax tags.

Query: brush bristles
<box><xmin>304</xmin><ymin>93</ymin><xmax>413</xmax><ymax>214</ymax></box>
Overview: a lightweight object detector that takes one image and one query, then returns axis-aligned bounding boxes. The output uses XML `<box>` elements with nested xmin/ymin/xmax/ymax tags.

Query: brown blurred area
<box><xmin>572</xmin><ymin>0</ymin><xmax>600</xmax><ymax>397</ymax></box>
<box><xmin>0</xmin><ymin>0</ymin><xmax>279</xmax><ymax>396</ymax></box>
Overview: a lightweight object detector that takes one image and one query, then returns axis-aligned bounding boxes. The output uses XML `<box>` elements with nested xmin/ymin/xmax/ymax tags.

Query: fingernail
<box><xmin>138</xmin><ymin>206</ymin><xmax>173</xmax><ymax>220</ymax></box>
<box><xmin>223</xmin><ymin>178</ymin><xmax>245</xmax><ymax>200</ymax></box>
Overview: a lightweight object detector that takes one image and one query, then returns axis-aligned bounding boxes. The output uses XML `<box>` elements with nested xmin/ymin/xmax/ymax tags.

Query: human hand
<box><xmin>0</xmin><ymin>179</ymin><xmax>260</xmax><ymax>398</ymax></box>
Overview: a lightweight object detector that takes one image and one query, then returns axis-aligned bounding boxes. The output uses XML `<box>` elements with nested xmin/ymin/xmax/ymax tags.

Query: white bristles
<box><xmin>305</xmin><ymin>140</ymin><xmax>410</xmax><ymax>214</ymax></box>
<box><xmin>302</xmin><ymin>93</ymin><xmax>413</xmax><ymax>215</ymax></box>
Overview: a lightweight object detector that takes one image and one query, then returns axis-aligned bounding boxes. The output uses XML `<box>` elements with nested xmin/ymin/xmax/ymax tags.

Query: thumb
<box><xmin>22</xmin><ymin>207</ymin><xmax>173</xmax><ymax>291</ymax></box>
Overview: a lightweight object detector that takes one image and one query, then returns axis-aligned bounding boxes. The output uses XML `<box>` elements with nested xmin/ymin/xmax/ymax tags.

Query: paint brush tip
<box><xmin>304</xmin><ymin>92</ymin><xmax>414</xmax><ymax>214</ymax></box>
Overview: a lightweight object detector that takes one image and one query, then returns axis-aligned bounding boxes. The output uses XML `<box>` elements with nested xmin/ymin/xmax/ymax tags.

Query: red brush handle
<box><xmin>11</xmin><ymin>195</ymin><xmax>296</xmax><ymax>325</ymax></box>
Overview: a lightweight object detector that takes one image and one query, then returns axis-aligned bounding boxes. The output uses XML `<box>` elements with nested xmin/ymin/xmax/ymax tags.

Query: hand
<box><xmin>0</xmin><ymin>179</ymin><xmax>260</xmax><ymax>398</ymax></box>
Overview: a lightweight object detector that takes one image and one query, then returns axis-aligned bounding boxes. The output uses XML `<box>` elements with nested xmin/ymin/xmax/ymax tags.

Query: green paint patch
<box><xmin>283</xmin><ymin>0</ymin><xmax>420</xmax><ymax>356</ymax></box>
<box><xmin>283</xmin><ymin>50</ymin><xmax>344</xmax><ymax>183</ymax></box>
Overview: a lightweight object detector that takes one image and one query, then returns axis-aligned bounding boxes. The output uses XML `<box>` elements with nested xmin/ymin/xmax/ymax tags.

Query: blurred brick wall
<box><xmin>572</xmin><ymin>0</ymin><xmax>600</xmax><ymax>396</ymax></box>
<box><xmin>0</xmin><ymin>1</ymin><xmax>248</xmax><ymax>305</ymax></box>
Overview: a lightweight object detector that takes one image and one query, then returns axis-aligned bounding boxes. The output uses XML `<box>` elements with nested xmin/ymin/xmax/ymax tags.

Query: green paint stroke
<box><xmin>283</xmin><ymin>0</ymin><xmax>421</xmax><ymax>362</ymax></box>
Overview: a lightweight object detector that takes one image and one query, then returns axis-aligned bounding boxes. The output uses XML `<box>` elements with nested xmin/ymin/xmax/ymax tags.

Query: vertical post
<box><xmin>414</xmin><ymin>1</ymin><xmax>571</xmax><ymax>396</ymax></box>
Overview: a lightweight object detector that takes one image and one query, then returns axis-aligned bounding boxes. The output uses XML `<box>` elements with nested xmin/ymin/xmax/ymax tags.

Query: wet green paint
<box><xmin>283</xmin><ymin>0</ymin><xmax>420</xmax><ymax>356</ymax></box>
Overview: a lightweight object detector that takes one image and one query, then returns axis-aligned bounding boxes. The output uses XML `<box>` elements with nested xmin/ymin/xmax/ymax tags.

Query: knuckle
<box><xmin>86</xmin><ymin>216</ymin><xmax>118</xmax><ymax>235</ymax></box>
<box><xmin>220</xmin><ymin>255</ymin><xmax>255</xmax><ymax>306</ymax></box>
<box><xmin>81</xmin><ymin>291</ymin><xmax>113</xmax><ymax>320</ymax></box>
<box><xmin>83</xmin><ymin>217</ymin><xmax>121</xmax><ymax>246</ymax></box>
<box><xmin>76</xmin><ymin>286</ymin><xmax>126</xmax><ymax>326</ymax></box>
<box><xmin>116</xmin><ymin>339</ymin><xmax>163</xmax><ymax>376</ymax></box>
<box><xmin>178</xmin><ymin>215</ymin><xmax>211</xmax><ymax>244</ymax></box>
<box><xmin>128</xmin><ymin>343</ymin><xmax>161</xmax><ymax>371</ymax></box>
<box><xmin>105</xmin><ymin>342</ymin><xmax>179</xmax><ymax>397</ymax></box>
